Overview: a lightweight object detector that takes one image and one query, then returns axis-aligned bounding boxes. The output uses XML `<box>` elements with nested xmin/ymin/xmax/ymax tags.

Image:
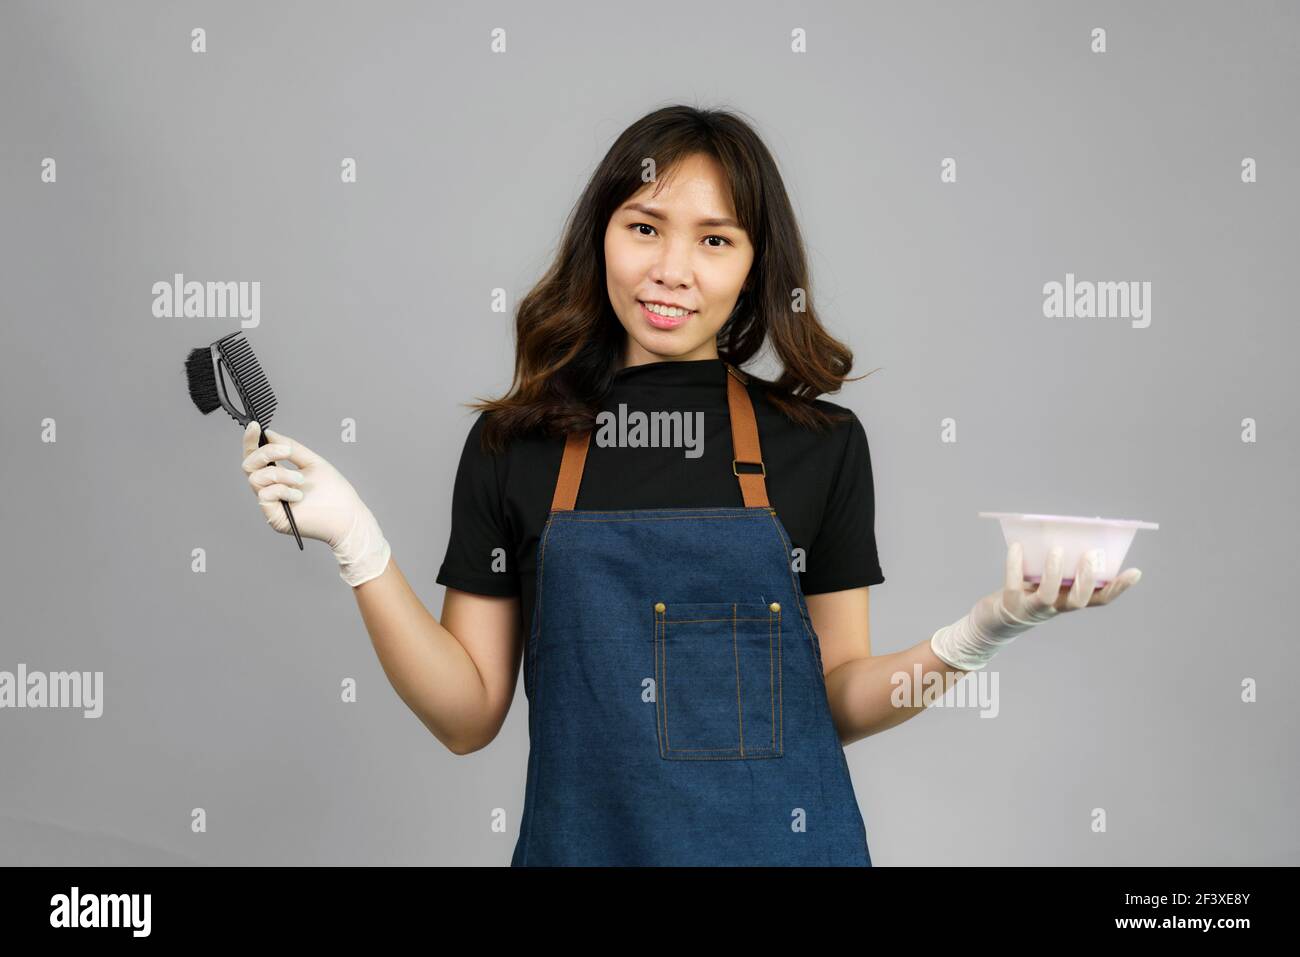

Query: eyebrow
<box><xmin>619</xmin><ymin>202</ymin><xmax>741</xmax><ymax>229</ymax></box>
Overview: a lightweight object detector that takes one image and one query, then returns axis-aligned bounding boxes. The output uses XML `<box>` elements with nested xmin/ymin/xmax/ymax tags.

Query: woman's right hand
<box><xmin>240</xmin><ymin>420</ymin><xmax>392</xmax><ymax>586</ymax></box>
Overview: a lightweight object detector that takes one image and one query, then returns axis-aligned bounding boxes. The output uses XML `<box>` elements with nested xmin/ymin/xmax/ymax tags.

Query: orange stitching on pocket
<box><xmin>767</xmin><ymin>607</ymin><xmax>775</xmax><ymax>751</ymax></box>
<box><xmin>733</xmin><ymin>603</ymin><xmax>745</xmax><ymax>756</ymax></box>
<box><xmin>769</xmin><ymin>608</ymin><xmax>780</xmax><ymax>748</ymax></box>
<box><xmin>655</xmin><ymin>600</ymin><xmax>784</xmax><ymax>761</ymax></box>
<box><xmin>657</xmin><ymin>606</ymin><xmax>667</xmax><ymax>754</ymax></box>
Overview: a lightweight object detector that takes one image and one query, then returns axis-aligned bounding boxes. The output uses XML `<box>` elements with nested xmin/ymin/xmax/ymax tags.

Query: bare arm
<box><xmin>352</xmin><ymin>559</ymin><xmax>523</xmax><ymax>755</ymax></box>
<box><xmin>238</xmin><ymin>423</ymin><xmax>523</xmax><ymax>755</ymax></box>
<box><xmin>808</xmin><ymin>587</ymin><xmax>968</xmax><ymax>747</ymax></box>
<box><xmin>811</xmin><ymin>558</ymin><xmax>1137</xmax><ymax>746</ymax></box>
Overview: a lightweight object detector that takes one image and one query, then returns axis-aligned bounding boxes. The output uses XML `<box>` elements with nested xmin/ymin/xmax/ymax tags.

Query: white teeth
<box><xmin>642</xmin><ymin>301</ymin><xmax>692</xmax><ymax>318</ymax></box>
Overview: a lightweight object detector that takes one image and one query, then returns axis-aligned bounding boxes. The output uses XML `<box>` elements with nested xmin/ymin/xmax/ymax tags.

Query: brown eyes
<box><xmin>629</xmin><ymin>223</ymin><xmax>733</xmax><ymax>248</ymax></box>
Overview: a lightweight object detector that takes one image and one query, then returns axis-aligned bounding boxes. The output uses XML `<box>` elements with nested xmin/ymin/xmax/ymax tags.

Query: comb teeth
<box><xmin>217</xmin><ymin>332</ymin><xmax>278</xmax><ymax>426</ymax></box>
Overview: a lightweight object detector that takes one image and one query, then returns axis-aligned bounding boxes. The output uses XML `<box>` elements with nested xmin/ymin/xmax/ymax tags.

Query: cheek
<box><xmin>699</xmin><ymin>274</ymin><xmax>745</xmax><ymax>310</ymax></box>
<box><xmin>700</xmin><ymin>310</ymin><xmax>730</xmax><ymax>336</ymax></box>
<box><xmin>604</xmin><ymin>236</ymin><xmax>641</xmax><ymax>289</ymax></box>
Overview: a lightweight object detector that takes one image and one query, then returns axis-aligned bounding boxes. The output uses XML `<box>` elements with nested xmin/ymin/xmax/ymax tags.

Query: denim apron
<box><xmin>511</xmin><ymin>362</ymin><xmax>872</xmax><ymax>866</ymax></box>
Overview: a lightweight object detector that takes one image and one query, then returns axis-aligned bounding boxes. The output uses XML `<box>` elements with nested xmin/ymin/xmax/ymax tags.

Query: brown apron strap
<box><xmin>549</xmin><ymin>362</ymin><xmax>770</xmax><ymax>511</ymax></box>
<box><xmin>550</xmin><ymin>429</ymin><xmax>592</xmax><ymax>512</ymax></box>
<box><xmin>724</xmin><ymin>363</ymin><xmax>770</xmax><ymax>508</ymax></box>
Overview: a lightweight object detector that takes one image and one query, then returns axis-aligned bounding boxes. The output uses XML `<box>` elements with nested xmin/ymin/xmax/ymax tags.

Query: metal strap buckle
<box><xmin>732</xmin><ymin>459</ymin><xmax>766</xmax><ymax>477</ymax></box>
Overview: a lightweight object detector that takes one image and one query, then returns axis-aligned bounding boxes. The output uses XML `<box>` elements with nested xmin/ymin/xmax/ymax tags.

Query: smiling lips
<box><xmin>638</xmin><ymin>299</ymin><xmax>696</xmax><ymax>330</ymax></box>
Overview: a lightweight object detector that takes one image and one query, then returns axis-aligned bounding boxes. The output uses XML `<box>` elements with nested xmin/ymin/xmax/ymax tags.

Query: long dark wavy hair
<box><xmin>468</xmin><ymin>104</ymin><xmax>877</xmax><ymax>454</ymax></box>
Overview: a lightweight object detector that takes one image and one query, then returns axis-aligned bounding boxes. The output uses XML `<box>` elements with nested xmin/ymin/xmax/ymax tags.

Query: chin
<box><xmin>628</xmin><ymin>334</ymin><xmax>708</xmax><ymax>361</ymax></box>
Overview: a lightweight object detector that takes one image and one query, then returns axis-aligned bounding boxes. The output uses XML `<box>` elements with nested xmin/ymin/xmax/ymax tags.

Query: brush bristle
<box><xmin>184</xmin><ymin>347</ymin><xmax>222</xmax><ymax>414</ymax></box>
<box><xmin>216</xmin><ymin>332</ymin><xmax>277</xmax><ymax>426</ymax></box>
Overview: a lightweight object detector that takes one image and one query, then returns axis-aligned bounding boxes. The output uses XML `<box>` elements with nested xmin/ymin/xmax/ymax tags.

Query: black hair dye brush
<box><xmin>185</xmin><ymin>330</ymin><xmax>303</xmax><ymax>550</ymax></box>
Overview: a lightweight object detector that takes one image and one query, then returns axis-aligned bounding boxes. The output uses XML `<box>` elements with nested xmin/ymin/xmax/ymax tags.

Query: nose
<box><xmin>647</xmin><ymin>237</ymin><xmax>693</xmax><ymax>289</ymax></box>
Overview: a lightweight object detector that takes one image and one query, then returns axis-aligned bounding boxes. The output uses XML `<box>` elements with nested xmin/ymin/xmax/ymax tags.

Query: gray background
<box><xmin>2</xmin><ymin>0</ymin><xmax>1296</xmax><ymax>866</ymax></box>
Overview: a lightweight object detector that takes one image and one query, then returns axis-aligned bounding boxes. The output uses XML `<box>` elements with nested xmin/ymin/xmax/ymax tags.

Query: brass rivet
<box><xmin>769</xmin><ymin>602</ymin><xmax>781</xmax><ymax>613</ymax></box>
<box><xmin>654</xmin><ymin>602</ymin><xmax>666</xmax><ymax>613</ymax></box>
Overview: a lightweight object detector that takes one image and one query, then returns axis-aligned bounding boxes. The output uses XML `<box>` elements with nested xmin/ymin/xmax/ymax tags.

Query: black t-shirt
<box><xmin>435</xmin><ymin>357</ymin><xmax>885</xmax><ymax>635</ymax></box>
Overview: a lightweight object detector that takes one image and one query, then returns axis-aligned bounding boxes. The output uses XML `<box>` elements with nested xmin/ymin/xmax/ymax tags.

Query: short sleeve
<box><xmin>801</xmin><ymin>411</ymin><xmax>885</xmax><ymax>594</ymax></box>
<box><xmin>435</xmin><ymin>413</ymin><xmax>521</xmax><ymax>597</ymax></box>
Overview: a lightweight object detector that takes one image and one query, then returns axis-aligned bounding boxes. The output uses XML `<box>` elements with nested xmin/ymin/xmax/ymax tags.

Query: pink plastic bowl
<box><xmin>978</xmin><ymin>512</ymin><xmax>1158</xmax><ymax>588</ymax></box>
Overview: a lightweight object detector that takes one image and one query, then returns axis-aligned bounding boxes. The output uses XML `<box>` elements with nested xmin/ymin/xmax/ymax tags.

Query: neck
<box><xmin>618</xmin><ymin>340</ymin><xmax>720</xmax><ymax>372</ymax></box>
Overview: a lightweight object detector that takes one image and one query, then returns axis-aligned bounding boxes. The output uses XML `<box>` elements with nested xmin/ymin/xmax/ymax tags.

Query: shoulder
<box><xmin>446</xmin><ymin>411</ymin><xmax>517</xmax><ymax>494</ymax></box>
<box><xmin>452</xmin><ymin>409</ymin><xmax>563</xmax><ymax>492</ymax></box>
<box><xmin>750</xmin><ymin>382</ymin><xmax>865</xmax><ymax>445</ymax></box>
<box><xmin>450</xmin><ymin>410</ymin><xmax>496</xmax><ymax>463</ymax></box>
<box><xmin>456</xmin><ymin>409</ymin><xmax>540</xmax><ymax>458</ymax></box>
<box><xmin>748</xmin><ymin>387</ymin><xmax>877</xmax><ymax>492</ymax></box>
<box><xmin>805</xmin><ymin>399</ymin><xmax>868</xmax><ymax>474</ymax></box>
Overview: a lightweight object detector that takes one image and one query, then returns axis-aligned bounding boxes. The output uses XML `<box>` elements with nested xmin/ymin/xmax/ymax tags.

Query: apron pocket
<box><xmin>652</xmin><ymin>600</ymin><xmax>783</xmax><ymax>760</ymax></box>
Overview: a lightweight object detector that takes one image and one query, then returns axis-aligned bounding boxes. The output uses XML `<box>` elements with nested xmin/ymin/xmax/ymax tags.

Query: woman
<box><xmin>238</xmin><ymin>105</ymin><xmax>1143</xmax><ymax>866</ymax></box>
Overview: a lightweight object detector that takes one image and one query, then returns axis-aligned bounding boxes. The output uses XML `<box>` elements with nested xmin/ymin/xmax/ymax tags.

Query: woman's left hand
<box><xmin>1020</xmin><ymin>542</ymin><xmax>1143</xmax><ymax>613</ymax></box>
<box><xmin>967</xmin><ymin>541</ymin><xmax>1144</xmax><ymax>640</ymax></box>
<box><xmin>931</xmin><ymin>542</ymin><xmax>1145</xmax><ymax>672</ymax></box>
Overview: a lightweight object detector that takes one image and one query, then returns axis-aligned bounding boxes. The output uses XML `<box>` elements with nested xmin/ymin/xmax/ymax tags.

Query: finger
<box><xmin>1091</xmin><ymin>548</ymin><xmax>1108</xmax><ymax>592</ymax></box>
<box><xmin>1044</xmin><ymin>546</ymin><xmax>1065</xmax><ymax>591</ymax></box>
<box><xmin>1091</xmin><ymin>575</ymin><xmax>1120</xmax><ymax>606</ymax></box>
<box><xmin>257</xmin><ymin>483</ymin><xmax>304</xmax><ymax>505</ymax></box>
<box><xmin>1090</xmin><ymin>566</ymin><xmax>1141</xmax><ymax>606</ymax></box>
<box><xmin>1004</xmin><ymin>541</ymin><xmax>1025</xmax><ymax>591</ymax></box>
<box><xmin>247</xmin><ymin>464</ymin><xmax>306</xmax><ymax>491</ymax></box>
<box><xmin>242</xmin><ymin>419</ymin><xmax>262</xmax><ymax>459</ymax></box>
<box><xmin>1066</xmin><ymin>550</ymin><xmax>1099</xmax><ymax>610</ymax></box>
<box><xmin>1103</xmin><ymin>568</ymin><xmax>1142</xmax><ymax>604</ymax></box>
<box><xmin>242</xmin><ymin>442</ymin><xmax>294</xmax><ymax>474</ymax></box>
<box><xmin>1029</xmin><ymin>545</ymin><xmax>1065</xmax><ymax>612</ymax></box>
<box><xmin>262</xmin><ymin>428</ymin><xmax>319</xmax><ymax>468</ymax></box>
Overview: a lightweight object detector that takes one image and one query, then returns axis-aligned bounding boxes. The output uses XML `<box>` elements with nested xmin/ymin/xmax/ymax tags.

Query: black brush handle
<box><xmin>258</xmin><ymin>429</ymin><xmax>304</xmax><ymax>550</ymax></box>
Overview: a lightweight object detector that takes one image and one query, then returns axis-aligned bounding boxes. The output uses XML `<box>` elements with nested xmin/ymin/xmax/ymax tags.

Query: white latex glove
<box><xmin>240</xmin><ymin>420</ymin><xmax>391</xmax><ymax>587</ymax></box>
<box><xmin>929</xmin><ymin>541</ymin><xmax>1143</xmax><ymax>671</ymax></box>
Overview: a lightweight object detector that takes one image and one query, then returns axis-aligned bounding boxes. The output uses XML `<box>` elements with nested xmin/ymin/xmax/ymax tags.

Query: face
<box><xmin>604</xmin><ymin>152</ymin><xmax>755</xmax><ymax>368</ymax></box>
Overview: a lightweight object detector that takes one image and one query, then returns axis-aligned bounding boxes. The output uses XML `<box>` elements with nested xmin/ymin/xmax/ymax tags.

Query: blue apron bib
<box><xmin>511</xmin><ymin>362</ymin><xmax>872</xmax><ymax>866</ymax></box>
